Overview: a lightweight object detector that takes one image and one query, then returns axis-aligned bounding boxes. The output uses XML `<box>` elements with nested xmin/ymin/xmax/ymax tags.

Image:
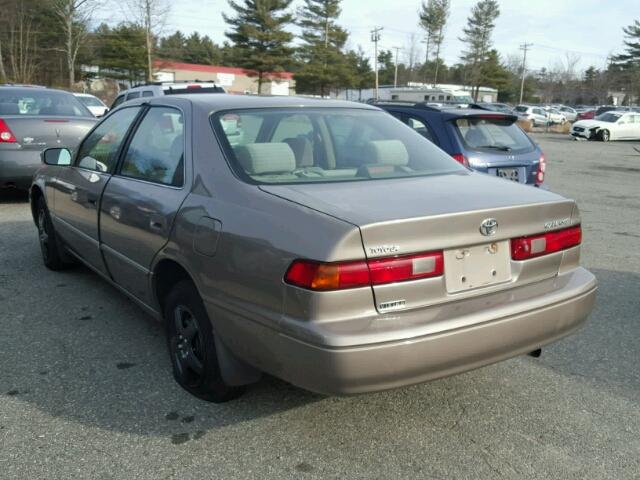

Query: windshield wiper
<box><xmin>477</xmin><ymin>145</ymin><xmax>512</xmax><ymax>152</ymax></box>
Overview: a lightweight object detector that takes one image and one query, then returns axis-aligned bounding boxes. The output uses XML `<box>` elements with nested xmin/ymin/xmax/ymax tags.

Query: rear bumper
<box><xmin>211</xmin><ymin>267</ymin><xmax>597</xmax><ymax>395</ymax></box>
<box><xmin>0</xmin><ymin>149</ymin><xmax>41</xmax><ymax>189</ymax></box>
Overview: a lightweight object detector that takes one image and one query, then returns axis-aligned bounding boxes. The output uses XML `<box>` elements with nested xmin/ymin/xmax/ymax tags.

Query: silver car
<box><xmin>0</xmin><ymin>86</ymin><xmax>97</xmax><ymax>190</ymax></box>
<box><xmin>31</xmin><ymin>95</ymin><xmax>597</xmax><ymax>402</ymax></box>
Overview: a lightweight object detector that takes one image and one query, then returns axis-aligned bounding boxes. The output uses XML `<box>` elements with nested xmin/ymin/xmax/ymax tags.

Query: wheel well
<box><xmin>30</xmin><ymin>186</ymin><xmax>43</xmax><ymax>225</ymax></box>
<box><xmin>153</xmin><ymin>259</ymin><xmax>194</xmax><ymax>314</ymax></box>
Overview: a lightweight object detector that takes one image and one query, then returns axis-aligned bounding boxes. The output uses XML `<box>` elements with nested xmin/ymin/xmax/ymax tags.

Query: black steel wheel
<box><xmin>164</xmin><ymin>280</ymin><xmax>244</xmax><ymax>402</ymax></box>
<box><xmin>37</xmin><ymin>197</ymin><xmax>70</xmax><ymax>270</ymax></box>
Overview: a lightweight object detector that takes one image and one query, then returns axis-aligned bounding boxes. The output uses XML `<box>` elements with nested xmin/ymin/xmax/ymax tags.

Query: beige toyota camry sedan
<box><xmin>31</xmin><ymin>95</ymin><xmax>597</xmax><ymax>402</ymax></box>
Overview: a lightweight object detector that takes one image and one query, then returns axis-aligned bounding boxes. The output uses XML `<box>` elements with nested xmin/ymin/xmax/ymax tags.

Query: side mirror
<box><xmin>42</xmin><ymin>148</ymin><xmax>72</xmax><ymax>166</ymax></box>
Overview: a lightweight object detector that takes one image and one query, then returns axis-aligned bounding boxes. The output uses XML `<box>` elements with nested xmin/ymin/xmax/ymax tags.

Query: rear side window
<box><xmin>111</xmin><ymin>95</ymin><xmax>125</xmax><ymax>109</ymax></box>
<box><xmin>76</xmin><ymin>107</ymin><xmax>141</xmax><ymax>172</ymax></box>
<box><xmin>142</xmin><ymin>91</ymin><xmax>154</xmax><ymax>97</ymax></box>
<box><xmin>454</xmin><ymin>118</ymin><xmax>534</xmax><ymax>153</ymax></box>
<box><xmin>404</xmin><ymin>116</ymin><xmax>436</xmax><ymax>144</ymax></box>
<box><xmin>119</xmin><ymin>107</ymin><xmax>184</xmax><ymax>187</ymax></box>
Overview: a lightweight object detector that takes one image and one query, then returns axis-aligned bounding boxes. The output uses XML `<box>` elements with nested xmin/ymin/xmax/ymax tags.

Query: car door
<box><xmin>617</xmin><ymin>114</ymin><xmax>637</xmax><ymax>139</ymax></box>
<box><xmin>99</xmin><ymin>105</ymin><xmax>189</xmax><ymax>303</ymax></box>
<box><xmin>53</xmin><ymin>106</ymin><xmax>142</xmax><ymax>274</ymax></box>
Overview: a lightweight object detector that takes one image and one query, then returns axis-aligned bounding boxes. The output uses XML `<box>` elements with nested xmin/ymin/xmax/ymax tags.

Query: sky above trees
<box><xmin>96</xmin><ymin>0</ymin><xmax>636</xmax><ymax>74</ymax></box>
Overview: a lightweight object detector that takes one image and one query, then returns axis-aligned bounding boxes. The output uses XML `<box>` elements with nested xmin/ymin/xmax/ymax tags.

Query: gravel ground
<box><xmin>0</xmin><ymin>134</ymin><xmax>638</xmax><ymax>479</ymax></box>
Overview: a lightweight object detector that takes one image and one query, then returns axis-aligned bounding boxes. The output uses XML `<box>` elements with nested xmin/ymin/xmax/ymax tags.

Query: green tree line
<box><xmin>1</xmin><ymin>0</ymin><xmax>639</xmax><ymax>103</ymax></box>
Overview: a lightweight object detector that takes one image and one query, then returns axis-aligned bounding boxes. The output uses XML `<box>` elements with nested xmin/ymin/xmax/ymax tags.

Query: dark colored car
<box><xmin>0</xmin><ymin>86</ymin><xmax>96</xmax><ymax>190</ymax></box>
<box><xmin>474</xmin><ymin>102</ymin><xmax>514</xmax><ymax>113</ymax></box>
<box><xmin>375</xmin><ymin>102</ymin><xmax>546</xmax><ymax>186</ymax></box>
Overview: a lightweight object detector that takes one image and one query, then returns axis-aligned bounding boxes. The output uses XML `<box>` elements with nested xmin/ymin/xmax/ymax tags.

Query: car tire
<box><xmin>164</xmin><ymin>280</ymin><xmax>244</xmax><ymax>403</ymax></box>
<box><xmin>600</xmin><ymin>129</ymin><xmax>610</xmax><ymax>142</ymax></box>
<box><xmin>36</xmin><ymin>197</ymin><xmax>72</xmax><ymax>271</ymax></box>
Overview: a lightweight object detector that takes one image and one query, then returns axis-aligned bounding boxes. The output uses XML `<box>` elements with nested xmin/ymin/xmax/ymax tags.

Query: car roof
<box><xmin>0</xmin><ymin>86</ymin><xmax>74</xmax><ymax>95</ymax></box>
<box><xmin>374</xmin><ymin>102</ymin><xmax>517</xmax><ymax>120</ymax></box>
<box><xmin>73</xmin><ymin>93</ymin><xmax>97</xmax><ymax>97</ymax></box>
<box><xmin>148</xmin><ymin>94</ymin><xmax>380</xmax><ymax>112</ymax></box>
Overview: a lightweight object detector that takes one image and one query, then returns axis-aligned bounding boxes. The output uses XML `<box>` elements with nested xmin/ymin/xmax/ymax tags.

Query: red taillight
<box><xmin>536</xmin><ymin>154</ymin><xmax>546</xmax><ymax>185</ymax></box>
<box><xmin>511</xmin><ymin>226</ymin><xmax>582</xmax><ymax>260</ymax></box>
<box><xmin>452</xmin><ymin>153</ymin><xmax>469</xmax><ymax>166</ymax></box>
<box><xmin>186</xmin><ymin>84</ymin><xmax>202</xmax><ymax>89</ymax></box>
<box><xmin>0</xmin><ymin>119</ymin><xmax>16</xmax><ymax>143</ymax></box>
<box><xmin>284</xmin><ymin>251</ymin><xmax>444</xmax><ymax>291</ymax></box>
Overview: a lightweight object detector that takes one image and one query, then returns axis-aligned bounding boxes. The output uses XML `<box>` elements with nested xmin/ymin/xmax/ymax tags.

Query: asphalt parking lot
<box><xmin>1</xmin><ymin>133</ymin><xmax>639</xmax><ymax>480</ymax></box>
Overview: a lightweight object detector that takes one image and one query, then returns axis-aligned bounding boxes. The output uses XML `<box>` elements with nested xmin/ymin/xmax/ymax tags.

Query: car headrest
<box><xmin>283</xmin><ymin>137</ymin><xmax>314</xmax><ymax>167</ymax></box>
<box><xmin>0</xmin><ymin>103</ymin><xmax>19</xmax><ymax>115</ymax></box>
<box><xmin>234</xmin><ymin>143</ymin><xmax>296</xmax><ymax>175</ymax></box>
<box><xmin>363</xmin><ymin>140</ymin><xmax>409</xmax><ymax>166</ymax></box>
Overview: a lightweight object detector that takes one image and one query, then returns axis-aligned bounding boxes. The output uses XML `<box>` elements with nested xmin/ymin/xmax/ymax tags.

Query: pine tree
<box><xmin>419</xmin><ymin>0</ymin><xmax>449</xmax><ymax>85</ymax></box>
<box><xmin>459</xmin><ymin>0</ymin><xmax>500</xmax><ymax>100</ymax></box>
<box><xmin>346</xmin><ymin>46</ymin><xmax>373</xmax><ymax>99</ymax></box>
<box><xmin>294</xmin><ymin>0</ymin><xmax>351</xmax><ymax>96</ymax></box>
<box><xmin>223</xmin><ymin>0</ymin><xmax>294</xmax><ymax>93</ymax></box>
<box><xmin>613</xmin><ymin>20</ymin><xmax>640</xmax><ymax>102</ymax></box>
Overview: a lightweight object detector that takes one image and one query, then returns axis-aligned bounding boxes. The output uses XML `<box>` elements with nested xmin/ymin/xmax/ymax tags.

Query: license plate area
<box><xmin>497</xmin><ymin>168</ymin><xmax>519</xmax><ymax>182</ymax></box>
<box><xmin>444</xmin><ymin>241</ymin><xmax>512</xmax><ymax>293</ymax></box>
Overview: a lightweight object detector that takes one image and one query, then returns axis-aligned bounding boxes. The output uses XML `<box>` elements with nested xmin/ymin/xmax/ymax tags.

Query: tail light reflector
<box><xmin>536</xmin><ymin>154</ymin><xmax>546</xmax><ymax>185</ymax></box>
<box><xmin>0</xmin><ymin>119</ymin><xmax>16</xmax><ymax>143</ymax></box>
<box><xmin>511</xmin><ymin>226</ymin><xmax>581</xmax><ymax>260</ymax></box>
<box><xmin>285</xmin><ymin>251</ymin><xmax>444</xmax><ymax>291</ymax></box>
<box><xmin>451</xmin><ymin>153</ymin><xmax>469</xmax><ymax>166</ymax></box>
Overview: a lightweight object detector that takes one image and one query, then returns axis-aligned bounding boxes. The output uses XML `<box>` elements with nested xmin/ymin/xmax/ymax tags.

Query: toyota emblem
<box><xmin>480</xmin><ymin>218</ymin><xmax>498</xmax><ymax>236</ymax></box>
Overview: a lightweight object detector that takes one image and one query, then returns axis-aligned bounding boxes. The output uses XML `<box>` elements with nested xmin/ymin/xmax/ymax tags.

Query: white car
<box><xmin>545</xmin><ymin>108</ymin><xmax>567</xmax><ymax>124</ymax></box>
<box><xmin>110</xmin><ymin>81</ymin><xmax>225</xmax><ymax>109</ymax></box>
<box><xmin>513</xmin><ymin>105</ymin><xmax>549</xmax><ymax>127</ymax></box>
<box><xmin>73</xmin><ymin>93</ymin><xmax>109</xmax><ymax>117</ymax></box>
<box><xmin>570</xmin><ymin>111</ymin><xmax>640</xmax><ymax>141</ymax></box>
<box><xmin>558</xmin><ymin>106</ymin><xmax>578</xmax><ymax>122</ymax></box>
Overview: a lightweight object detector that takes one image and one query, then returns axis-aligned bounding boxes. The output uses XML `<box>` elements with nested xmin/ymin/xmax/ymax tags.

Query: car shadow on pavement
<box><xmin>0</xmin><ymin>189</ymin><xmax>29</xmax><ymax>204</ymax></box>
<box><xmin>1</xmin><ymin>231</ymin><xmax>638</xmax><ymax>446</ymax></box>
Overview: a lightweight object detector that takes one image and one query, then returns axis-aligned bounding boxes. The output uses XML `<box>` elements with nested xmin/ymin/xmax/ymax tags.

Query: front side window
<box><xmin>76</xmin><ymin>107</ymin><xmax>140</xmax><ymax>172</ymax></box>
<box><xmin>212</xmin><ymin>108</ymin><xmax>464</xmax><ymax>184</ymax></box>
<box><xmin>126</xmin><ymin>92</ymin><xmax>141</xmax><ymax>101</ymax></box>
<box><xmin>120</xmin><ymin>107</ymin><xmax>184</xmax><ymax>186</ymax></box>
<box><xmin>596</xmin><ymin>113</ymin><xmax>622</xmax><ymax>123</ymax></box>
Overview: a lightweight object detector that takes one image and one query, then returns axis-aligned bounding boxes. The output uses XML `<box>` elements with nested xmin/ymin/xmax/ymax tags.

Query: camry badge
<box><xmin>544</xmin><ymin>218</ymin><xmax>570</xmax><ymax>230</ymax></box>
<box><xmin>480</xmin><ymin>218</ymin><xmax>498</xmax><ymax>236</ymax></box>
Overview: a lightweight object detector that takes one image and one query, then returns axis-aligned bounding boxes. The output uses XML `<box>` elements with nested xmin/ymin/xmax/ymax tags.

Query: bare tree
<box><xmin>126</xmin><ymin>0</ymin><xmax>170</xmax><ymax>82</ymax></box>
<box><xmin>404</xmin><ymin>33</ymin><xmax>422</xmax><ymax>83</ymax></box>
<box><xmin>52</xmin><ymin>0</ymin><xmax>101</xmax><ymax>88</ymax></box>
<box><xmin>6</xmin><ymin>0</ymin><xmax>37</xmax><ymax>83</ymax></box>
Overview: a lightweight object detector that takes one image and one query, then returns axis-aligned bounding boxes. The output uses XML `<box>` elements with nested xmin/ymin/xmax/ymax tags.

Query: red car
<box><xmin>578</xmin><ymin>110</ymin><xmax>595</xmax><ymax>120</ymax></box>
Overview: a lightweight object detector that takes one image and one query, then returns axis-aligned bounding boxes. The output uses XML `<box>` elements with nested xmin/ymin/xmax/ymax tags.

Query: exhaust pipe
<box><xmin>528</xmin><ymin>349</ymin><xmax>542</xmax><ymax>358</ymax></box>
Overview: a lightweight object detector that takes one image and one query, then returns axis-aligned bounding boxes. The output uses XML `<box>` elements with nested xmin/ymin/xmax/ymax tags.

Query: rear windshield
<box><xmin>454</xmin><ymin>117</ymin><xmax>534</xmax><ymax>153</ymax></box>
<box><xmin>212</xmin><ymin>108</ymin><xmax>465</xmax><ymax>184</ymax></box>
<box><xmin>164</xmin><ymin>86</ymin><xmax>224</xmax><ymax>95</ymax></box>
<box><xmin>0</xmin><ymin>89</ymin><xmax>92</xmax><ymax>117</ymax></box>
<box><xmin>77</xmin><ymin>95</ymin><xmax>104</xmax><ymax>107</ymax></box>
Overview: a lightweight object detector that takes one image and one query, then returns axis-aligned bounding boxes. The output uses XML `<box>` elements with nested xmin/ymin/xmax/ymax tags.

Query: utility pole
<box><xmin>371</xmin><ymin>26</ymin><xmax>383</xmax><ymax>101</ymax></box>
<box><xmin>421</xmin><ymin>35</ymin><xmax>431</xmax><ymax>85</ymax></box>
<box><xmin>519</xmin><ymin>43</ymin><xmax>533</xmax><ymax>104</ymax></box>
<box><xmin>393</xmin><ymin>47</ymin><xmax>401</xmax><ymax>88</ymax></box>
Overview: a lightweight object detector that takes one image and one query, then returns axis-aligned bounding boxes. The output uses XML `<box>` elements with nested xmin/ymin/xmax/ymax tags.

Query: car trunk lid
<box><xmin>0</xmin><ymin>115</ymin><xmax>96</xmax><ymax>150</ymax></box>
<box><xmin>262</xmin><ymin>172</ymin><xmax>579</xmax><ymax>311</ymax></box>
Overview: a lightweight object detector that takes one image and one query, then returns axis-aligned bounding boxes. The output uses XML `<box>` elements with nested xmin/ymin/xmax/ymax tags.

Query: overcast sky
<box><xmin>99</xmin><ymin>0</ymin><xmax>636</xmax><ymax>74</ymax></box>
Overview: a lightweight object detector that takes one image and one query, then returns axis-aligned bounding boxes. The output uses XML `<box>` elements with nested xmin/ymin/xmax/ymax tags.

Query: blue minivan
<box><xmin>374</xmin><ymin>102</ymin><xmax>546</xmax><ymax>186</ymax></box>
